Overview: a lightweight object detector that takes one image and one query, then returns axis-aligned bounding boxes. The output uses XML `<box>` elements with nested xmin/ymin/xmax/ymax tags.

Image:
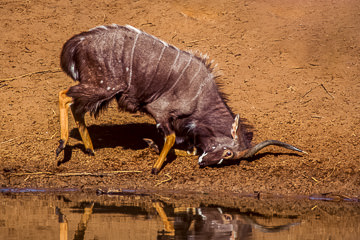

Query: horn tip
<box><xmin>293</xmin><ymin>147</ymin><xmax>308</xmax><ymax>154</ymax></box>
<box><xmin>288</xmin><ymin>144</ymin><xmax>307</xmax><ymax>154</ymax></box>
<box><xmin>293</xmin><ymin>146</ymin><xmax>308</xmax><ymax>154</ymax></box>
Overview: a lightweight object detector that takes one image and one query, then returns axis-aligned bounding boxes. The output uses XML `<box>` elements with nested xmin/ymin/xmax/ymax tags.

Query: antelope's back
<box><xmin>61</xmin><ymin>24</ymin><xmax>215</xmax><ymax>114</ymax></box>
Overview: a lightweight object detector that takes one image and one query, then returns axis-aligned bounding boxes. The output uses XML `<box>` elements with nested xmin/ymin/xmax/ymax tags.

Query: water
<box><xmin>0</xmin><ymin>189</ymin><xmax>359</xmax><ymax>239</ymax></box>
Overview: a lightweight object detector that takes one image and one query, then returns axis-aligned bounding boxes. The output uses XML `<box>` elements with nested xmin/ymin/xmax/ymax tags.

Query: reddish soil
<box><xmin>1</xmin><ymin>0</ymin><xmax>359</xmax><ymax>198</ymax></box>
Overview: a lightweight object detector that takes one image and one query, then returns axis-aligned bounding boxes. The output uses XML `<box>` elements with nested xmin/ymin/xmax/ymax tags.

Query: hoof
<box><xmin>143</xmin><ymin>138</ymin><xmax>159</xmax><ymax>154</ymax></box>
<box><xmin>56</xmin><ymin>139</ymin><xmax>65</xmax><ymax>157</ymax></box>
<box><xmin>151</xmin><ymin>168</ymin><xmax>160</xmax><ymax>175</ymax></box>
<box><xmin>85</xmin><ymin>148</ymin><xmax>95</xmax><ymax>156</ymax></box>
<box><xmin>198</xmin><ymin>162</ymin><xmax>206</xmax><ymax>168</ymax></box>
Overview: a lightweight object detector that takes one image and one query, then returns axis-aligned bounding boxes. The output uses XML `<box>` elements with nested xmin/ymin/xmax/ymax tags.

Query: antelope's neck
<box><xmin>194</xmin><ymin>95</ymin><xmax>235</xmax><ymax>150</ymax></box>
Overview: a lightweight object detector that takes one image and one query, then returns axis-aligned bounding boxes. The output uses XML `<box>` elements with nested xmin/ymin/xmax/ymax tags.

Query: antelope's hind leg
<box><xmin>153</xmin><ymin>202</ymin><xmax>175</xmax><ymax>234</ymax></box>
<box><xmin>151</xmin><ymin>133</ymin><xmax>176</xmax><ymax>175</ymax></box>
<box><xmin>56</xmin><ymin>89</ymin><xmax>73</xmax><ymax>156</ymax></box>
<box><xmin>70</xmin><ymin>104</ymin><xmax>95</xmax><ymax>156</ymax></box>
<box><xmin>56</xmin><ymin>89</ymin><xmax>95</xmax><ymax>156</ymax></box>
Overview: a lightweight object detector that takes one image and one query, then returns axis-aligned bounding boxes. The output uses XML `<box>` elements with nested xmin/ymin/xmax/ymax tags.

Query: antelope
<box><xmin>56</xmin><ymin>24</ymin><xmax>306</xmax><ymax>174</ymax></box>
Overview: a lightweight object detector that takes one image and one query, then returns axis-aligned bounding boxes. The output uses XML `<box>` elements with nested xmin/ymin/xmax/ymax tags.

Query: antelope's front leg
<box><xmin>153</xmin><ymin>202</ymin><xmax>175</xmax><ymax>234</ymax></box>
<box><xmin>151</xmin><ymin>133</ymin><xmax>176</xmax><ymax>175</ymax></box>
<box><xmin>74</xmin><ymin>203</ymin><xmax>94</xmax><ymax>239</ymax></box>
<box><xmin>70</xmin><ymin>105</ymin><xmax>95</xmax><ymax>156</ymax></box>
<box><xmin>56</xmin><ymin>208</ymin><xmax>68</xmax><ymax>240</ymax></box>
<box><xmin>56</xmin><ymin>89</ymin><xmax>73</xmax><ymax>156</ymax></box>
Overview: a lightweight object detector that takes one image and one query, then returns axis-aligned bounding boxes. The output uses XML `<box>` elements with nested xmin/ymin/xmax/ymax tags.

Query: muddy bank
<box><xmin>0</xmin><ymin>0</ymin><xmax>359</xmax><ymax>198</ymax></box>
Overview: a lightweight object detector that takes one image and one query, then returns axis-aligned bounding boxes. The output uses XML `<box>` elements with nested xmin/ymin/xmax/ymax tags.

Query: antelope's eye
<box><xmin>224</xmin><ymin>214</ymin><xmax>232</xmax><ymax>221</ymax></box>
<box><xmin>223</xmin><ymin>150</ymin><xmax>234</xmax><ymax>159</ymax></box>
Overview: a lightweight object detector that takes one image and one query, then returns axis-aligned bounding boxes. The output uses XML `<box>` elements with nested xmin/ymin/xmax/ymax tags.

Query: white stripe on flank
<box><xmin>168</xmin><ymin>55</ymin><xmax>192</xmax><ymax>91</ymax></box>
<box><xmin>149</xmin><ymin>44</ymin><xmax>166</xmax><ymax>85</ymax></box>
<box><xmin>156</xmin><ymin>45</ymin><xmax>166</xmax><ymax>70</ymax></box>
<box><xmin>166</xmin><ymin>49</ymin><xmax>180</xmax><ymax>81</ymax></box>
<box><xmin>128</xmin><ymin>32</ymin><xmax>140</xmax><ymax>88</ymax></box>
<box><xmin>191</xmin><ymin>74</ymin><xmax>212</xmax><ymax>101</ymax></box>
<box><xmin>189</xmin><ymin>61</ymin><xmax>202</xmax><ymax>85</ymax></box>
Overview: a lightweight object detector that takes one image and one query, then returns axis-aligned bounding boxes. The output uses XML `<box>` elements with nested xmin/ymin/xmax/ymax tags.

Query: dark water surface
<box><xmin>0</xmin><ymin>189</ymin><xmax>359</xmax><ymax>239</ymax></box>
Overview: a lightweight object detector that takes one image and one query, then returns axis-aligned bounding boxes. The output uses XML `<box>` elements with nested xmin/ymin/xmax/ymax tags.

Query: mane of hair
<box><xmin>190</xmin><ymin>51</ymin><xmax>234</xmax><ymax>114</ymax></box>
<box><xmin>191</xmin><ymin>50</ymin><xmax>254</xmax><ymax>142</ymax></box>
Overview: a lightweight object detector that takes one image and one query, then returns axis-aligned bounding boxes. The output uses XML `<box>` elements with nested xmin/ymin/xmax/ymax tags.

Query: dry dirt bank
<box><xmin>0</xmin><ymin>0</ymin><xmax>359</xmax><ymax>198</ymax></box>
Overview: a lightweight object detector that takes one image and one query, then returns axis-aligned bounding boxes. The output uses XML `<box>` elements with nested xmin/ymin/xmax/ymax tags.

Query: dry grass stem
<box><xmin>155</xmin><ymin>173</ymin><xmax>172</xmax><ymax>186</ymax></box>
<box><xmin>301</xmin><ymin>83</ymin><xmax>334</xmax><ymax>101</ymax></box>
<box><xmin>0</xmin><ymin>68</ymin><xmax>62</xmax><ymax>83</ymax></box>
<box><xmin>320</xmin><ymin>83</ymin><xmax>335</xmax><ymax>99</ymax></box>
<box><xmin>11</xmin><ymin>170</ymin><xmax>142</xmax><ymax>177</ymax></box>
<box><xmin>0</xmin><ymin>137</ymin><xmax>20</xmax><ymax>144</ymax></box>
<box><xmin>311</xmin><ymin>177</ymin><xmax>319</xmax><ymax>183</ymax></box>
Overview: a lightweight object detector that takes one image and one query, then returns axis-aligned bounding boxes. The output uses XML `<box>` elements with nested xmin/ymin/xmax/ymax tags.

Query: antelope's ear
<box><xmin>231</xmin><ymin>114</ymin><xmax>240</xmax><ymax>141</ymax></box>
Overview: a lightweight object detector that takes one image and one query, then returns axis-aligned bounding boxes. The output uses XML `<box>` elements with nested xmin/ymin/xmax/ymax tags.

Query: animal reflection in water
<box><xmin>56</xmin><ymin>203</ymin><xmax>94</xmax><ymax>240</ymax></box>
<box><xmin>56</xmin><ymin>202</ymin><xmax>300</xmax><ymax>240</ymax></box>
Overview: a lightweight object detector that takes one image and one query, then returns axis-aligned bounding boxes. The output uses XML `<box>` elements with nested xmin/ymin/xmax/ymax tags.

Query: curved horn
<box><xmin>234</xmin><ymin>140</ymin><xmax>307</xmax><ymax>159</ymax></box>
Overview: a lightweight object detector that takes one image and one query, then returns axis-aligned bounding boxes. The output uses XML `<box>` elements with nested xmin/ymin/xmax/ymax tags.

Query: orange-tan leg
<box><xmin>151</xmin><ymin>133</ymin><xmax>176</xmax><ymax>175</ymax></box>
<box><xmin>70</xmin><ymin>105</ymin><xmax>95</xmax><ymax>155</ymax></box>
<box><xmin>56</xmin><ymin>208</ymin><xmax>68</xmax><ymax>240</ymax></box>
<box><xmin>59</xmin><ymin>220</ymin><xmax>68</xmax><ymax>240</ymax></box>
<box><xmin>154</xmin><ymin>202</ymin><xmax>175</xmax><ymax>235</ymax></box>
<box><xmin>56</xmin><ymin>89</ymin><xmax>94</xmax><ymax>156</ymax></box>
<box><xmin>56</xmin><ymin>89</ymin><xmax>73</xmax><ymax>156</ymax></box>
<box><xmin>73</xmin><ymin>203</ymin><xmax>94</xmax><ymax>239</ymax></box>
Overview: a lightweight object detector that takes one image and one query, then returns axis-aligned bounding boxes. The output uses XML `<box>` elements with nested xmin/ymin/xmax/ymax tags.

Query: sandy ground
<box><xmin>0</xmin><ymin>0</ymin><xmax>359</xmax><ymax>199</ymax></box>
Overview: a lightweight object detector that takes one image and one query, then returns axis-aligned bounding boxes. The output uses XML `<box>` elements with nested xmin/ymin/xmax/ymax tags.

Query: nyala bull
<box><xmin>56</xmin><ymin>24</ymin><xmax>306</xmax><ymax>174</ymax></box>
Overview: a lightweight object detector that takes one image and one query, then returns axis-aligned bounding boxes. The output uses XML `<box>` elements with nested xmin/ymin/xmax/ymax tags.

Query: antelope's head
<box><xmin>198</xmin><ymin>114</ymin><xmax>306</xmax><ymax>167</ymax></box>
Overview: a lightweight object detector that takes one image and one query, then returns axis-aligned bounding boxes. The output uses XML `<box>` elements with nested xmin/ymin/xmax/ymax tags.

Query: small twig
<box><xmin>187</xmin><ymin>39</ymin><xmax>200</xmax><ymax>44</ymax></box>
<box><xmin>10</xmin><ymin>170</ymin><xmax>142</xmax><ymax>177</ymax></box>
<box><xmin>311</xmin><ymin>177</ymin><xmax>319</xmax><ymax>183</ymax></box>
<box><xmin>0</xmin><ymin>136</ymin><xmax>20</xmax><ymax>144</ymax></box>
<box><xmin>50</xmin><ymin>132</ymin><xmax>57</xmax><ymax>140</ymax></box>
<box><xmin>140</xmin><ymin>22</ymin><xmax>154</xmax><ymax>27</ymax></box>
<box><xmin>11</xmin><ymin>172</ymin><xmax>53</xmax><ymax>176</ymax></box>
<box><xmin>0</xmin><ymin>68</ymin><xmax>62</xmax><ymax>83</ymax></box>
<box><xmin>312</xmin><ymin>205</ymin><xmax>332</xmax><ymax>216</ymax></box>
<box><xmin>300</xmin><ymin>83</ymin><xmax>334</xmax><ymax>102</ymax></box>
<box><xmin>57</xmin><ymin>170</ymin><xmax>143</xmax><ymax>176</ymax></box>
<box><xmin>24</xmin><ymin>176</ymin><xmax>31</xmax><ymax>182</ymax></box>
<box><xmin>320</xmin><ymin>83</ymin><xmax>334</xmax><ymax>99</ymax></box>
<box><xmin>300</xmin><ymin>99</ymin><xmax>312</xmax><ymax>104</ymax></box>
<box><xmin>155</xmin><ymin>173</ymin><xmax>172</xmax><ymax>186</ymax></box>
<box><xmin>301</xmin><ymin>86</ymin><xmax>317</xmax><ymax>99</ymax></box>
<box><xmin>309</xmin><ymin>63</ymin><xmax>320</xmax><ymax>67</ymax></box>
<box><xmin>186</xmin><ymin>39</ymin><xmax>206</xmax><ymax>47</ymax></box>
